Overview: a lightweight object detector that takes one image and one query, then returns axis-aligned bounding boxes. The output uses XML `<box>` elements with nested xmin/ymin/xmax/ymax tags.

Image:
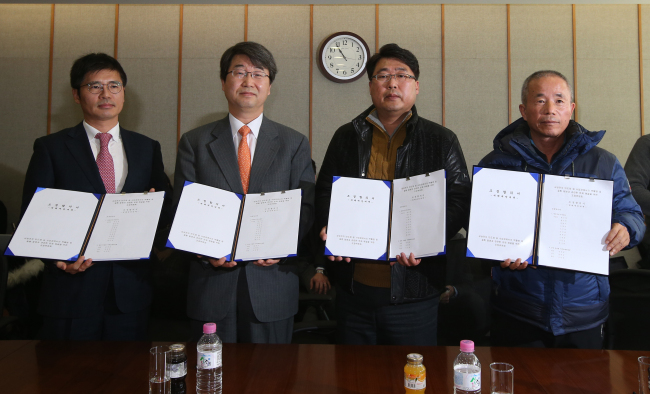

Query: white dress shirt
<box><xmin>229</xmin><ymin>113</ymin><xmax>262</xmax><ymax>164</ymax></box>
<box><xmin>83</xmin><ymin>121</ymin><xmax>128</xmax><ymax>193</ymax></box>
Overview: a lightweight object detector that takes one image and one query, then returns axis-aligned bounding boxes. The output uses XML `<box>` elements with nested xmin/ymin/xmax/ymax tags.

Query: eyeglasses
<box><xmin>228</xmin><ymin>70</ymin><xmax>270</xmax><ymax>80</ymax></box>
<box><xmin>371</xmin><ymin>73</ymin><xmax>417</xmax><ymax>83</ymax></box>
<box><xmin>83</xmin><ymin>82</ymin><xmax>123</xmax><ymax>94</ymax></box>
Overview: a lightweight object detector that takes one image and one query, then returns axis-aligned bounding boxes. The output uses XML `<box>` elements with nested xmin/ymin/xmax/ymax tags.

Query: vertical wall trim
<box><xmin>309</xmin><ymin>4</ymin><xmax>314</xmax><ymax>152</ymax></box>
<box><xmin>572</xmin><ymin>4</ymin><xmax>578</xmax><ymax>122</ymax></box>
<box><xmin>46</xmin><ymin>4</ymin><xmax>55</xmax><ymax>136</ymax></box>
<box><xmin>177</xmin><ymin>5</ymin><xmax>184</xmax><ymax>146</ymax></box>
<box><xmin>114</xmin><ymin>5</ymin><xmax>119</xmax><ymax>58</ymax></box>
<box><xmin>375</xmin><ymin>4</ymin><xmax>379</xmax><ymax>52</ymax></box>
<box><xmin>507</xmin><ymin>4</ymin><xmax>512</xmax><ymax>125</ymax></box>
<box><xmin>441</xmin><ymin>4</ymin><xmax>446</xmax><ymax>127</ymax></box>
<box><xmin>244</xmin><ymin>5</ymin><xmax>248</xmax><ymax>41</ymax></box>
<box><xmin>639</xmin><ymin>4</ymin><xmax>645</xmax><ymax>136</ymax></box>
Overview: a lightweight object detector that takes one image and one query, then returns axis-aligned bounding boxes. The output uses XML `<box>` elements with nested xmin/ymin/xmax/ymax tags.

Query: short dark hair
<box><xmin>366</xmin><ymin>44</ymin><xmax>420</xmax><ymax>81</ymax></box>
<box><xmin>70</xmin><ymin>53</ymin><xmax>127</xmax><ymax>92</ymax></box>
<box><xmin>220</xmin><ymin>41</ymin><xmax>277</xmax><ymax>84</ymax></box>
<box><xmin>521</xmin><ymin>70</ymin><xmax>573</xmax><ymax>104</ymax></box>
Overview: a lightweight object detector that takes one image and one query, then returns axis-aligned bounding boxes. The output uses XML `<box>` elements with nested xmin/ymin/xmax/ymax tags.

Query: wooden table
<box><xmin>0</xmin><ymin>340</ymin><xmax>646</xmax><ymax>393</ymax></box>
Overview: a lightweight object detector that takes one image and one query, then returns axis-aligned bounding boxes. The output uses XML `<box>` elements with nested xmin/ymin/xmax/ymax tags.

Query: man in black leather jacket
<box><xmin>315</xmin><ymin>44</ymin><xmax>471</xmax><ymax>345</ymax></box>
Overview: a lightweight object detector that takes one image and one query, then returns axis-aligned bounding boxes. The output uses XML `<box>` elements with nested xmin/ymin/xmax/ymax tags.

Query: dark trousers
<box><xmin>491</xmin><ymin>310</ymin><xmax>604</xmax><ymax>349</ymax></box>
<box><xmin>335</xmin><ymin>282</ymin><xmax>438</xmax><ymax>346</ymax></box>
<box><xmin>40</xmin><ymin>277</ymin><xmax>149</xmax><ymax>341</ymax></box>
<box><xmin>191</xmin><ymin>267</ymin><xmax>293</xmax><ymax>344</ymax></box>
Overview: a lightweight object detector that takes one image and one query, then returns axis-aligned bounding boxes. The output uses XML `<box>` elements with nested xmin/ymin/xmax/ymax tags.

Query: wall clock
<box><xmin>317</xmin><ymin>32</ymin><xmax>371</xmax><ymax>83</ymax></box>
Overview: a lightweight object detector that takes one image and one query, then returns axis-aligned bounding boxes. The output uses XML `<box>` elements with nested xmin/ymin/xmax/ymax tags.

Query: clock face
<box><xmin>318</xmin><ymin>32</ymin><xmax>370</xmax><ymax>83</ymax></box>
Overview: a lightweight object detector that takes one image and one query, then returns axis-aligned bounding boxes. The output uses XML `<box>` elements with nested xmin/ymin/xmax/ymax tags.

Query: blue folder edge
<box><xmin>324</xmin><ymin>246</ymin><xmax>334</xmax><ymax>256</ymax></box>
<box><xmin>526</xmin><ymin>255</ymin><xmax>534</xmax><ymax>265</ymax></box>
<box><xmin>332</xmin><ymin>176</ymin><xmax>341</xmax><ymax>183</ymax></box>
<box><xmin>531</xmin><ymin>173</ymin><xmax>540</xmax><ymax>182</ymax></box>
<box><xmin>436</xmin><ymin>245</ymin><xmax>447</xmax><ymax>256</ymax></box>
<box><xmin>382</xmin><ymin>180</ymin><xmax>391</xmax><ymax>189</ymax></box>
<box><xmin>466</xmin><ymin>248</ymin><xmax>475</xmax><ymax>258</ymax></box>
<box><xmin>68</xmin><ymin>254</ymin><xmax>79</xmax><ymax>261</ymax></box>
<box><xmin>235</xmin><ymin>193</ymin><xmax>243</xmax><ymax>201</ymax></box>
<box><xmin>473</xmin><ymin>167</ymin><xmax>483</xmax><ymax>176</ymax></box>
<box><xmin>4</xmin><ymin>248</ymin><xmax>14</xmax><ymax>256</ymax></box>
<box><xmin>378</xmin><ymin>252</ymin><xmax>387</xmax><ymax>261</ymax></box>
<box><xmin>287</xmin><ymin>254</ymin><xmax>297</xmax><ymax>258</ymax></box>
<box><xmin>224</xmin><ymin>254</ymin><xmax>232</xmax><ymax>261</ymax></box>
<box><xmin>35</xmin><ymin>187</ymin><xmax>46</xmax><ymax>193</ymax></box>
<box><xmin>165</xmin><ymin>239</ymin><xmax>175</xmax><ymax>249</ymax></box>
<box><xmin>183</xmin><ymin>180</ymin><xmax>194</xmax><ymax>187</ymax></box>
<box><xmin>93</xmin><ymin>193</ymin><xmax>102</xmax><ymax>200</ymax></box>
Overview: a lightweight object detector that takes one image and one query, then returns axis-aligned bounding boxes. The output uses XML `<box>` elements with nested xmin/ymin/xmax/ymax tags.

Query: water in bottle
<box><xmin>453</xmin><ymin>339</ymin><xmax>481</xmax><ymax>394</ymax></box>
<box><xmin>196</xmin><ymin>322</ymin><xmax>222</xmax><ymax>394</ymax></box>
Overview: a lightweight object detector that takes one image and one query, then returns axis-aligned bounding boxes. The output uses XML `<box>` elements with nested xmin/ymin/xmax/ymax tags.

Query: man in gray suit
<box><xmin>173</xmin><ymin>42</ymin><xmax>315</xmax><ymax>343</ymax></box>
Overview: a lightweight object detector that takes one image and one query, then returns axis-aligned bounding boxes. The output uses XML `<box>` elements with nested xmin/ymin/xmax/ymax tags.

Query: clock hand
<box><xmin>338</xmin><ymin>48</ymin><xmax>348</xmax><ymax>61</ymax></box>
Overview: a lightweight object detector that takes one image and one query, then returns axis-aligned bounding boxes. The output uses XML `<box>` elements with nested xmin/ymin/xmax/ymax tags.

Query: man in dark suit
<box><xmin>21</xmin><ymin>53</ymin><xmax>171</xmax><ymax>340</ymax></box>
<box><xmin>173</xmin><ymin>42</ymin><xmax>314</xmax><ymax>344</ymax></box>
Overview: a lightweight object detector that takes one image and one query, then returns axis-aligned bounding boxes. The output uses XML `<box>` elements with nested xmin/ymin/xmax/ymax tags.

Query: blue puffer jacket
<box><xmin>479</xmin><ymin>118</ymin><xmax>645</xmax><ymax>335</ymax></box>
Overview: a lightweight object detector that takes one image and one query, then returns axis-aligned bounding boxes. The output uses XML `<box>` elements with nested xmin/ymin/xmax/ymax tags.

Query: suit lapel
<box><xmin>207</xmin><ymin>117</ymin><xmax>244</xmax><ymax>194</ymax></box>
<box><xmin>65</xmin><ymin>122</ymin><xmax>106</xmax><ymax>193</ymax></box>
<box><xmin>248</xmin><ymin>116</ymin><xmax>279</xmax><ymax>193</ymax></box>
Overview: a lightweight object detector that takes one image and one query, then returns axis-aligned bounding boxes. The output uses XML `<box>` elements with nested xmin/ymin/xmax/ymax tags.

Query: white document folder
<box><xmin>325</xmin><ymin>171</ymin><xmax>447</xmax><ymax>261</ymax></box>
<box><xmin>166</xmin><ymin>181</ymin><xmax>302</xmax><ymax>261</ymax></box>
<box><xmin>6</xmin><ymin>188</ymin><xmax>165</xmax><ymax>261</ymax></box>
<box><xmin>466</xmin><ymin>167</ymin><xmax>613</xmax><ymax>275</ymax></box>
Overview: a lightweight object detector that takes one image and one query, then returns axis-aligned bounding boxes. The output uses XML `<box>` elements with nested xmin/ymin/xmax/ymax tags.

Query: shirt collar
<box><xmin>83</xmin><ymin>120</ymin><xmax>121</xmax><ymax>142</ymax></box>
<box><xmin>366</xmin><ymin>109</ymin><xmax>412</xmax><ymax>136</ymax></box>
<box><xmin>229</xmin><ymin>113</ymin><xmax>262</xmax><ymax>140</ymax></box>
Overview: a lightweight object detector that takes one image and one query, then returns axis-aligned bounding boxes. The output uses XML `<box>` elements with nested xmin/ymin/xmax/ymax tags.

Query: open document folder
<box><xmin>5</xmin><ymin>188</ymin><xmax>165</xmax><ymax>261</ymax></box>
<box><xmin>166</xmin><ymin>182</ymin><xmax>302</xmax><ymax>261</ymax></box>
<box><xmin>325</xmin><ymin>171</ymin><xmax>446</xmax><ymax>261</ymax></box>
<box><xmin>466</xmin><ymin>167</ymin><xmax>613</xmax><ymax>275</ymax></box>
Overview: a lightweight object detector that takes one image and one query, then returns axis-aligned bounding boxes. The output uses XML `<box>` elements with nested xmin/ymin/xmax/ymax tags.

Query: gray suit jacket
<box><xmin>173</xmin><ymin>115</ymin><xmax>315</xmax><ymax>322</ymax></box>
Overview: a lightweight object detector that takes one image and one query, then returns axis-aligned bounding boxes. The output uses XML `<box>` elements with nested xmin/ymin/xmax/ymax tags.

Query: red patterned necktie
<box><xmin>95</xmin><ymin>133</ymin><xmax>116</xmax><ymax>194</ymax></box>
<box><xmin>238</xmin><ymin>125</ymin><xmax>252</xmax><ymax>194</ymax></box>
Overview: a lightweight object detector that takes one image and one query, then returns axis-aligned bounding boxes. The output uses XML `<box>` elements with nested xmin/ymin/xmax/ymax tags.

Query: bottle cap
<box><xmin>460</xmin><ymin>339</ymin><xmax>474</xmax><ymax>352</ymax></box>
<box><xmin>406</xmin><ymin>353</ymin><xmax>423</xmax><ymax>363</ymax></box>
<box><xmin>203</xmin><ymin>322</ymin><xmax>216</xmax><ymax>334</ymax></box>
<box><xmin>169</xmin><ymin>344</ymin><xmax>185</xmax><ymax>352</ymax></box>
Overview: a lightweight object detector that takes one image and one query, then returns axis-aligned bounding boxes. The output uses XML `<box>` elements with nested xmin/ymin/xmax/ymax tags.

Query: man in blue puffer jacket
<box><xmin>479</xmin><ymin>70</ymin><xmax>645</xmax><ymax>348</ymax></box>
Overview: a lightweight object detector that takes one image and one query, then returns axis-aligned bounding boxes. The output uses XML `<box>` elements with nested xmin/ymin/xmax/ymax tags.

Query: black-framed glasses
<box><xmin>228</xmin><ymin>70</ymin><xmax>269</xmax><ymax>80</ymax></box>
<box><xmin>371</xmin><ymin>73</ymin><xmax>417</xmax><ymax>83</ymax></box>
<box><xmin>83</xmin><ymin>82</ymin><xmax>123</xmax><ymax>94</ymax></box>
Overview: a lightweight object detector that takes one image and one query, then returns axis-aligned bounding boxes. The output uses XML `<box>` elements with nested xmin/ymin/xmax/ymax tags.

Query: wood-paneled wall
<box><xmin>0</xmin><ymin>4</ymin><xmax>646</xmax><ymax>226</ymax></box>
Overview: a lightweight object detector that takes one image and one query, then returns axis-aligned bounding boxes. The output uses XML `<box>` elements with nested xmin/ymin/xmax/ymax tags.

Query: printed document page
<box><xmin>389</xmin><ymin>170</ymin><xmax>446</xmax><ymax>259</ymax></box>
<box><xmin>6</xmin><ymin>188</ymin><xmax>99</xmax><ymax>261</ymax></box>
<box><xmin>537</xmin><ymin>175</ymin><xmax>613</xmax><ymax>275</ymax></box>
<box><xmin>167</xmin><ymin>183</ymin><xmax>242</xmax><ymax>260</ymax></box>
<box><xmin>325</xmin><ymin>177</ymin><xmax>391</xmax><ymax>260</ymax></box>
<box><xmin>84</xmin><ymin>192</ymin><xmax>165</xmax><ymax>261</ymax></box>
<box><xmin>234</xmin><ymin>189</ymin><xmax>302</xmax><ymax>261</ymax></box>
<box><xmin>466</xmin><ymin>168</ymin><xmax>540</xmax><ymax>262</ymax></box>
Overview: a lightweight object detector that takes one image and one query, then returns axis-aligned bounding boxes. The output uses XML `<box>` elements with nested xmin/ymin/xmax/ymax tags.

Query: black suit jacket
<box><xmin>21</xmin><ymin>122</ymin><xmax>171</xmax><ymax>318</ymax></box>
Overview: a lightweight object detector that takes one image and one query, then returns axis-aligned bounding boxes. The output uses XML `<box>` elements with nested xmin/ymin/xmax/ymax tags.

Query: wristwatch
<box><xmin>316</xmin><ymin>267</ymin><xmax>325</xmax><ymax>275</ymax></box>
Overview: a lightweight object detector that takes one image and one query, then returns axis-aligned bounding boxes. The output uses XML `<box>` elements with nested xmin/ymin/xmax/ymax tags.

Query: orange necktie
<box><xmin>238</xmin><ymin>125</ymin><xmax>252</xmax><ymax>193</ymax></box>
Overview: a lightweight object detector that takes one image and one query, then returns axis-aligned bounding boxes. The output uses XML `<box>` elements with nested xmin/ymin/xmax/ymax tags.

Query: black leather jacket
<box><xmin>315</xmin><ymin>105</ymin><xmax>471</xmax><ymax>303</ymax></box>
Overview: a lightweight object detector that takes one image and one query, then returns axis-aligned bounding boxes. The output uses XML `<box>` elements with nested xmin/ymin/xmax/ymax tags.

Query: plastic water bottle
<box><xmin>453</xmin><ymin>339</ymin><xmax>481</xmax><ymax>394</ymax></box>
<box><xmin>196</xmin><ymin>323</ymin><xmax>222</xmax><ymax>394</ymax></box>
